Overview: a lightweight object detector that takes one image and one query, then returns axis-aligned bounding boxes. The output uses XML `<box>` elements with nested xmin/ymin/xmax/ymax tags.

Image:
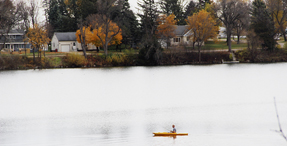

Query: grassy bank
<box><xmin>1</xmin><ymin>43</ymin><xmax>287</xmax><ymax>70</ymax></box>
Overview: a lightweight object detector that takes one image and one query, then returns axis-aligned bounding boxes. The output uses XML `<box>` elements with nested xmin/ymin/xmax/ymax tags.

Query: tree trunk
<box><xmin>79</xmin><ymin>34</ymin><xmax>87</xmax><ymax>59</ymax></box>
<box><xmin>237</xmin><ymin>34</ymin><xmax>240</xmax><ymax>44</ymax></box>
<box><xmin>227</xmin><ymin>29</ymin><xmax>232</xmax><ymax>52</ymax></box>
<box><xmin>104</xmin><ymin>43</ymin><xmax>108</xmax><ymax>55</ymax></box>
<box><xmin>33</xmin><ymin>48</ymin><xmax>35</xmax><ymax>64</ymax></box>
<box><xmin>281</xmin><ymin>28</ymin><xmax>287</xmax><ymax>42</ymax></box>
<box><xmin>198</xmin><ymin>42</ymin><xmax>201</xmax><ymax>63</ymax></box>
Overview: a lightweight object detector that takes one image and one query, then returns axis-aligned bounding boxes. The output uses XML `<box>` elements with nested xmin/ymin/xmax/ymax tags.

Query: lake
<box><xmin>0</xmin><ymin>64</ymin><xmax>286</xmax><ymax>146</ymax></box>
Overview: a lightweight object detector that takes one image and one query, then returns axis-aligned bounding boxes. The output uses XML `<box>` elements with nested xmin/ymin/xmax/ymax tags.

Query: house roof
<box><xmin>0</xmin><ymin>29</ymin><xmax>25</xmax><ymax>34</ymax></box>
<box><xmin>54</xmin><ymin>32</ymin><xmax>76</xmax><ymax>41</ymax></box>
<box><xmin>174</xmin><ymin>25</ymin><xmax>189</xmax><ymax>36</ymax></box>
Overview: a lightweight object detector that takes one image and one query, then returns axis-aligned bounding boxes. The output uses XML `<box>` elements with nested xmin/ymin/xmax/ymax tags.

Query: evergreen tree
<box><xmin>117</xmin><ymin>0</ymin><xmax>140</xmax><ymax>49</ymax></box>
<box><xmin>137</xmin><ymin>0</ymin><xmax>162</xmax><ymax>65</ymax></box>
<box><xmin>43</xmin><ymin>0</ymin><xmax>98</xmax><ymax>33</ymax></box>
<box><xmin>251</xmin><ymin>0</ymin><xmax>276</xmax><ymax>51</ymax></box>
<box><xmin>197</xmin><ymin>0</ymin><xmax>212</xmax><ymax>9</ymax></box>
<box><xmin>159</xmin><ymin>0</ymin><xmax>185</xmax><ymax>25</ymax></box>
<box><xmin>184</xmin><ymin>0</ymin><xmax>197</xmax><ymax>19</ymax></box>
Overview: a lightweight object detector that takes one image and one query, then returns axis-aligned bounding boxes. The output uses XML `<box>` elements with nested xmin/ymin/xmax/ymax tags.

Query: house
<box><xmin>170</xmin><ymin>25</ymin><xmax>193</xmax><ymax>46</ymax></box>
<box><xmin>51</xmin><ymin>32</ymin><xmax>98</xmax><ymax>52</ymax></box>
<box><xmin>160</xmin><ymin>25</ymin><xmax>197</xmax><ymax>48</ymax></box>
<box><xmin>218</xmin><ymin>27</ymin><xmax>227</xmax><ymax>39</ymax></box>
<box><xmin>0</xmin><ymin>29</ymin><xmax>31</xmax><ymax>52</ymax></box>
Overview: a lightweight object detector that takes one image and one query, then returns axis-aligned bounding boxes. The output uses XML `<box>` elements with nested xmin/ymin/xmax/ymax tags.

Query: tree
<box><xmin>159</xmin><ymin>0</ymin><xmax>185</xmax><ymax>24</ymax></box>
<box><xmin>184</xmin><ymin>1</ymin><xmax>197</xmax><ymax>19</ymax></box>
<box><xmin>214</xmin><ymin>0</ymin><xmax>248</xmax><ymax>52</ymax></box>
<box><xmin>86</xmin><ymin>14</ymin><xmax>122</xmax><ymax>55</ymax></box>
<box><xmin>77</xmin><ymin>18</ymin><xmax>88</xmax><ymax>58</ymax></box>
<box><xmin>246</xmin><ymin>29</ymin><xmax>261</xmax><ymax>62</ymax></box>
<box><xmin>233</xmin><ymin>12</ymin><xmax>250</xmax><ymax>44</ymax></box>
<box><xmin>138</xmin><ymin>0</ymin><xmax>162</xmax><ymax>65</ymax></box>
<box><xmin>76</xmin><ymin>22</ymin><xmax>123</xmax><ymax>51</ymax></box>
<box><xmin>186</xmin><ymin>9</ymin><xmax>219</xmax><ymax>62</ymax></box>
<box><xmin>266</xmin><ymin>0</ymin><xmax>287</xmax><ymax>41</ymax></box>
<box><xmin>26</xmin><ymin>24</ymin><xmax>50</xmax><ymax>64</ymax></box>
<box><xmin>156</xmin><ymin>14</ymin><xmax>177</xmax><ymax>49</ymax></box>
<box><xmin>251</xmin><ymin>0</ymin><xmax>276</xmax><ymax>51</ymax></box>
<box><xmin>198</xmin><ymin>0</ymin><xmax>212</xmax><ymax>10</ymax></box>
<box><xmin>114</xmin><ymin>0</ymin><xmax>139</xmax><ymax>50</ymax></box>
<box><xmin>0</xmin><ymin>0</ymin><xmax>25</xmax><ymax>51</ymax></box>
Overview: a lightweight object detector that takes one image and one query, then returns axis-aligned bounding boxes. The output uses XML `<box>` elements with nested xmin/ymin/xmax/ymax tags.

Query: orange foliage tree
<box><xmin>26</xmin><ymin>24</ymin><xmax>50</xmax><ymax>64</ymax></box>
<box><xmin>186</xmin><ymin>9</ymin><xmax>219</xmax><ymax>62</ymax></box>
<box><xmin>76</xmin><ymin>23</ymin><xmax>122</xmax><ymax>55</ymax></box>
<box><xmin>76</xmin><ymin>14</ymin><xmax>122</xmax><ymax>55</ymax></box>
<box><xmin>156</xmin><ymin>14</ymin><xmax>177</xmax><ymax>49</ymax></box>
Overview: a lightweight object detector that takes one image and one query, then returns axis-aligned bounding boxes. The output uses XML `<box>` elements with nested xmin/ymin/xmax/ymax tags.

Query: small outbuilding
<box><xmin>51</xmin><ymin>32</ymin><xmax>98</xmax><ymax>52</ymax></box>
<box><xmin>51</xmin><ymin>32</ymin><xmax>80</xmax><ymax>52</ymax></box>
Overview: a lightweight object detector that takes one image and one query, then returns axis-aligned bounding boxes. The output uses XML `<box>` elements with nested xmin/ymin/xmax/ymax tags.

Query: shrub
<box><xmin>0</xmin><ymin>55</ymin><xmax>24</xmax><ymax>69</ymax></box>
<box><xmin>63</xmin><ymin>53</ymin><xmax>87</xmax><ymax>67</ymax></box>
<box><xmin>105</xmin><ymin>54</ymin><xmax>126</xmax><ymax>66</ymax></box>
<box><xmin>235</xmin><ymin>49</ymin><xmax>250</xmax><ymax>62</ymax></box>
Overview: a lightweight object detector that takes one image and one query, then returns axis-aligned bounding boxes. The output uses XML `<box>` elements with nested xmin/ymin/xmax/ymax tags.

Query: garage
<box><xmin>61</xmin><ymin>44</ymin><xmax>70</xmax><ymax>52</ymax></box>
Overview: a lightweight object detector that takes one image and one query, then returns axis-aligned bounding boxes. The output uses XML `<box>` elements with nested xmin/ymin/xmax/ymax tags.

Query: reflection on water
<box><xmin>0</xmin><ymin>64</ymin><xmax>287</xmax><ymax>146</ymax></box>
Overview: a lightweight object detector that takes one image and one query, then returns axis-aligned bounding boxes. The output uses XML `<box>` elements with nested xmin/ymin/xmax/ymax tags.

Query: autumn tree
<box><xmin>266</xmin><ymin>0</ymin><xmax>287</xmax><ymax>41</ymax></box>
<box><xmin>26</xmin><ymin>24</ymin><xmax>50</xmax><ymax>64</ymax></box>
<box><xmin>186</xmin><ymin>9</ymin><xmax>219</xmax><ymax>62</ymax></box>
<box><xmin>214</xmin><ymin>0</ymin><xmax>248</xmax><ymax>52</ymax></box>
<box><xmin>251</xmin><ymin>0</ymin><xmax>276</xmax><ymax>51</ymax></box>
<box><xmin>76</xmin><ymin>21</ymin><xmax>122</xmax><ymax>52</ymax></box>
<box><xmin>84</xmin><ymin>14</ymin><xmax>122</xmax><ymax>55</ymax></box>
<box><xmin>156</xmin><ymin>14</ymin><xmax>177</xmax><ymax>49</ymax></box>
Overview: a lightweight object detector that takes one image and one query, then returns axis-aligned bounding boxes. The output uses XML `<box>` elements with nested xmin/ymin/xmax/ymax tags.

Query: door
<box><xmin>61</xmin><ymin>44</ymin><xmax>70</xmax><ymax>52</ymax></box>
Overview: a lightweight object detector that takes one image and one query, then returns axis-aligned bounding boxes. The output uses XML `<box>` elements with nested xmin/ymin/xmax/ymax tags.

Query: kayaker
<box><xmin>170</xmin><ymin>125</ymin><xmax>176</xmax><ymax>133</ymax></box>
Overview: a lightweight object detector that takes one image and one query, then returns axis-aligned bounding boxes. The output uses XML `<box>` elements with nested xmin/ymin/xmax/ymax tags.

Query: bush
<box><xmin>63</xmin><ymin>53</ymin><xmax>87</xmax><ymax>67</ymax></box>
<box><xmin>235</xmin><ymin>49</ymin><xmax>250</xmax><ymax>62</ymax></box>
<box><xmin>0</xmin><ymin>55</ymin><xmax>26</xmax><ymax>69</ymax></box>
<box><xmin>40</xmin><ymin>57</ymin><xmax>63</xmax><ymax>68</ymax></box>
<box><xmin>105</xmin><ymin>54</ymin><xmax>126</xmax><ymax>66</ymax></box>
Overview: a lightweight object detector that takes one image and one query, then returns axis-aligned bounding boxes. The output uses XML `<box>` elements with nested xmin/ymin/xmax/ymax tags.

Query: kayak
<box><xmin>153</xmin><ymin>132</ymin><xmax>188</xmax><ymax>136</ymax></box>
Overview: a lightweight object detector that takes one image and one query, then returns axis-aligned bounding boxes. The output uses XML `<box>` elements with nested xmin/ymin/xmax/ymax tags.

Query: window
<box><xmin>9</xmin><ymin>35</ymin><xmax>16</xmax><ymax>39</ymax></box>
<box><xmin>173</xmin><ymin>38</ymin><xmax>181</xmax><ymax>43</ymax></box>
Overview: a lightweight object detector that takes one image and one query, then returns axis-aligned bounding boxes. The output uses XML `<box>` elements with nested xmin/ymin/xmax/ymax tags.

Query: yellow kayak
<box><xmin>153</xmin><ymin>132</ymin><xmax>188</xmax><ymax>136</ymax></box>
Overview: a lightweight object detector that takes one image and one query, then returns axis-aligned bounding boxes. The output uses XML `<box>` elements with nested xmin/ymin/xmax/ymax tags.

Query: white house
<box><xmin>218</xmin><ymin>27</ymin><xmax>227</xmax><ymax>39</ymax></box>
<box><xmin>51</xmin><ymin>32</ymin><xmax>80</xmax><ymax>52</ymax></box>
<box><xmin>51</xmin><ymin>32</ymin><xmax>98</xmax><ymax>52</ymax></box>
<box><xmin>170</xmin><ymin>25</ymin><xmax>193</xmax><ymax>46</ymax></box>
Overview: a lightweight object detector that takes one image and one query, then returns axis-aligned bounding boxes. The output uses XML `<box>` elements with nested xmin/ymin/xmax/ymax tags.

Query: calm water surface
<box><xmin>0</xmin><ymin>64</ymin><xmax>287</xmax><ymax>146</ymax></box>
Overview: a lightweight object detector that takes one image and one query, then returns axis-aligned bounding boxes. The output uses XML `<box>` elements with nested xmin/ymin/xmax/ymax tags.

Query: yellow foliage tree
<box><xmin>76</xmin><ymin>26</ymin><xmax>90</xmax><ymax>45</ymax></box>
<box><xmin>26</xmin><ymin>24</ymin><xmax>50</xmax><ymax>64</ymax></box>
<box><xmin>156</xmin><ymin>14</ymin><xmax>177</xmax><ymax>49</ymax></box>
<box><xmin>186</xmin><ymin>9</ymin><xmax>219</xmax><ymax>62</ymax></box>
<box><xmin>266</xmin><ymin>0</ymin><xmax>287</xmax><ymax>41</ymax></box>
<box><xmin>76</xmin><ymin>16</ymin><xmax>122</xmax><ymax>55</ymax></box>
<box><xmin>88</xmin><ymin>22</ymin><xmax>122</xmax><ymax>47</ymax></box>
